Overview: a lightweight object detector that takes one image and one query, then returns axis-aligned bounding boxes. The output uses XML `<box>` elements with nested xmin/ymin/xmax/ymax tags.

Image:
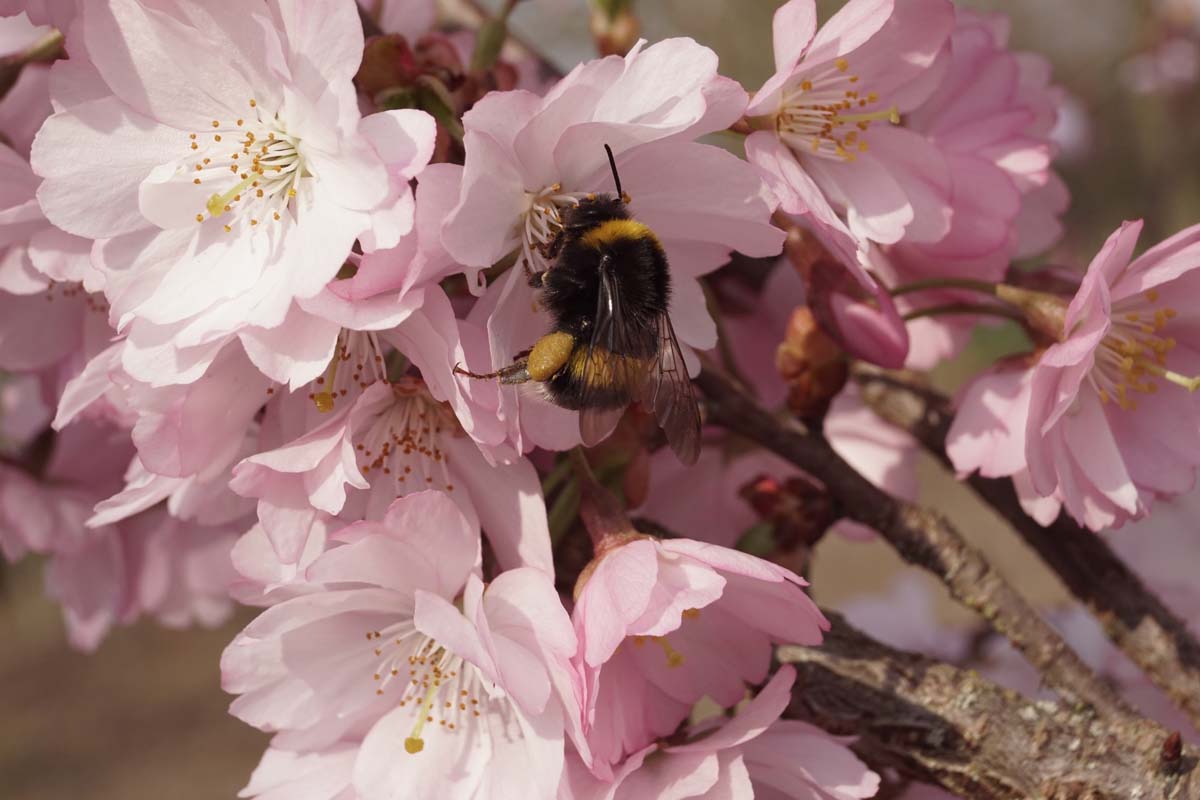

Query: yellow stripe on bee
<box><xmin>579</xmin><ymin>219</ymin><xmax>658</xmax><ymax>250</ymax></box>
<box><xmin>528</xmin><ymin>332</ymin><xmax>576</xmax><ymax>382</ymax></box>
<box><xmin>568</xmin><ymin>347</ymin><xmax>649</xmax><ymax>390</ymax></box>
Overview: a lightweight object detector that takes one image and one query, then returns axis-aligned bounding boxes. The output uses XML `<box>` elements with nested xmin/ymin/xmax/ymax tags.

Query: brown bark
<box><xmin>695</xmin><ymin>367</ymin><xmax>1130</xmax><ymax>719</ymax></box>
<box><xmin>855</xmin><ymin>369</ymin><xmax>1200</xmax><ymax>733</ymax></box>
<box><xmin>781</xmin><ymin>614</ymin><xmax>1200</xmax><ymax>800</ymax></box>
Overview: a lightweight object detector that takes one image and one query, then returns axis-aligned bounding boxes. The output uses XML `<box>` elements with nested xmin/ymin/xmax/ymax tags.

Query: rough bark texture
<box><xmin>781</xmin><ymin>614</ymin><xmax>1200</xmax><ymax>800</ymax></box>
<box><xmin>695</xmin><ymin>368</ymin><xmax>1130</xmax><ymax>719</ymax></box>
<box><xmin>856</xmin><ymin>369</ymin><xmax>1200</xmax><ymax>733</ymax></box>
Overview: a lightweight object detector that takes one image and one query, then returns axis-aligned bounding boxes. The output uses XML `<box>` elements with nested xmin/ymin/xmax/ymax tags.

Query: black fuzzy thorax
<box><xmin>541</xmin><ymin>195</ymin><xmax>671</xmax><ymax>357</ymax></box>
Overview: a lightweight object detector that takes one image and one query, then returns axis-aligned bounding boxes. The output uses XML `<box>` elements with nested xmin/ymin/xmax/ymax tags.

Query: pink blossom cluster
<box><xmin>1</xmin><ymin>0</ymin><xmax>1199</xmax><ymax>797</ymax></box>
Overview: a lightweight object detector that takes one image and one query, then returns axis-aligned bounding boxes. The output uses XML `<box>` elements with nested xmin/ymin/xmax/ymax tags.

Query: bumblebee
<box><xmin>458</xmin><ymin>145</ymin><xmax>701</xmax><ymax>465</ymax></box>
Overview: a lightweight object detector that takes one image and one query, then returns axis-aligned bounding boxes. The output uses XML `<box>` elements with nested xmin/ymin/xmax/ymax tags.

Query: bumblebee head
<box><xmin>564</xmin><ymin>194</ymin><xmax>628</xmax><ymax>231</ymax></box>
<box><xmin>563</xmin><ymin>144</ymin><xmax>631</xmax><ymax>231</ymax></box>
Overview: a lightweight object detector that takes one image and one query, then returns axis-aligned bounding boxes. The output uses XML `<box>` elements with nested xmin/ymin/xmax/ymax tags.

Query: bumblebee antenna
<box><xmin>603</xmin><ymin>143</ymin><xmax>624</xmax><ymax>202</ymax></box>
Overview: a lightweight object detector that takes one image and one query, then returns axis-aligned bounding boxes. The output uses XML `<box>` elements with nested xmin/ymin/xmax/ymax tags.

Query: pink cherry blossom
<box><xmin>946</xmin><ymin>363</ymin><xmax>1063</xmax><ymax>526</ymax></box>
<box><xmin>877</xmin><ymin>8</ymin><xmax>1068</xmax><ymax>369</ymax></box>
<box><xmin>560</xmin><ymin>667</ymin><xmax>879</xmax><ymax>800</ymax></box>
<box><xmin>0</xmin><ymin>1</ymin><xmax>76</xmax><ymax>40</ymax></box>
<box><xmin>740</xmin><ymin>718</ymin><xmax>881</xmax><ymax>800</ymax></box>
<box><xmin>31</xmin><ymin>0</ymin><xmax>436</xmax><ymax>388</ymax></box>
<box><xmin>572</xmin><ymin>535</ymin><xmax>827</xmax><ymax>778</ymax></box>
<box><xmin>2</xmin><ymin>418</ymin><xmax>242</xmax><ymax>650</ymax></box>
<box><xmin>0</xmin><ymin>10</ymin><xmax>55</xmax><ymax>59</ymax></box>
<box><xmin>745</xmin><ymin>0</ymin><xmax>956</xmax><ymax>272</ymax></box>
<box><xmin>357</xmin><ymin>0</ymin><xmax>435</xmax><ymax>41</ymax></box>
<box><xmin>429</xmin><ymin>36</ymin><xmax>782</xmax><ymax>452</ymax></box>
<box><xmin>222</xmin><ymin>491</ymin><xmax>580</xmax><ymax>800</ymax></box>
<box><xmin>0</xmin><ymin>66</ymin><xmax>120</xmax><ymax>430</ymax></box>
<box><xmin>240</xmin><ymin>743</ymin><xmax>357</xmax><ymax>800</ymax></box>
<box><xmin>1031</xmin><ymin>222</ymin><xmax>1200</xmax><ymax>528</ymax></box>
<box><xmin>888</xmin><ymin>10</ymin><xmax>1067</xmax><ymax>282</ymax></box>
<box><xmin>231</xmin><ymin>370</ymin><xmax>552</xmax><ymax>574</ymax></box>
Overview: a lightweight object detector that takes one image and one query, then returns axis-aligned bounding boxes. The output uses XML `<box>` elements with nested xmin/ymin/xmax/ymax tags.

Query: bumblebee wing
<box><xmin>579</xmin><ymin>406</ymin><xmax>625</xmax><ymax>447</ymax></box>
<box><xmin>638</xmin><ymin>312</ymin><xmax>702</xmax><ymax>465</ymax></box>
<box><xmin>576</xmin><ymin>258</ymin><xmax>643</xmax><ymax>448</ymax></box>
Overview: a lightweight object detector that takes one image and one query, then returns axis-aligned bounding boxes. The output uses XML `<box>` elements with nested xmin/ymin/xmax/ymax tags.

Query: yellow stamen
<box><xmin>205</xmin><ymin>173</ymin><xmax>259</xmax><ymax>217</ymax></box>
<box><xmin>833</xmin><ymin>104</ymin><xmax>901</xmax><ymax>126</ymax></box>
<box><xmin>404</xmin><ymin>678</ymin><xmax>440</xmax><ymax>755</ymax></box>
<box><xmin>654</xmin><ymin>637</ymin><xmax>684</xmax><ymax>668</ymax></box>
<box><xmin>1141</xmin><ymin>362</ymin><xmax>1200</xmax><ymax>392</ymax></box>
<box><xmin>312</xmin><ymin>354</ymin><xmax>342</xmax><ymax>412</ymax></box>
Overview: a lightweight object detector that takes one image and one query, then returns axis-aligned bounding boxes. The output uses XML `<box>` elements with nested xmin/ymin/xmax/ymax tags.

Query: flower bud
<box><xmin>738</xmin><ymin>473</ymin><xmax>836</xmax><ymax>553</ymax></box>
<box><xmin>806</xmin><ymin>259</ymin><xmax>910</xmax><ymax>369</ymax></box>
<box><xmin>589</xmin><ymin>5</ymin><xmax>640</xmax><ymax>57</ymax></box>
<box><xmin>776</xmin><ymin>307</ymin><xmax>848</xmax><ymax>419</ymax></box>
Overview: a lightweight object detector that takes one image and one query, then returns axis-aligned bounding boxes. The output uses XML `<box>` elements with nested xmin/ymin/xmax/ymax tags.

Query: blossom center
<box><xmin>365</xmin><ymin>624</ymin><xmax>482</xmax><ymax>754</ymax></box>
<box><xmin>310</xmin><ymin>331</ymin><xmax>387</xmax><ymax>413</ymax></box>
<box><xmin>188</xmin><ymin>99</ymin><xmax>305</xmax><ymax>232</ymax></box>
<box><xmin>776</xmin><ymin>58</ymin><xmax>899</xmax><ymax>162</ymax></box>
<box><xmin>628</xmin><ymin>608</ymin><xmax>702</xmax><ymax>668</ymax></box>
<box><xmin>1091</xmin><ymin>289</ymin><xmax>1199</xmax><ymax>410</ymax></box>
<box><xmin>355</xmin><ymin>378</ymin><xmax>460</xmax><ymax>494</ymax></box>
<box><xmin>519</xmin><ymin>184</ymin><xmax>589</xmax><ymax>274</ymax></box>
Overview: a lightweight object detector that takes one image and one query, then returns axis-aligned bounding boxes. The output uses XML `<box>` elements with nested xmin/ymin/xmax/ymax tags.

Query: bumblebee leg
<box><xmin>525</xmin><ymin>266</ymin><xmax>546</xmax><ymax>288</ymax></box>
<box><xmin>521</xmin><ymin>256</ymin><xmax>543</xmax><ymax>287</ymax></box>
<box><xmin>454</xmin><ymin>359</ymin><xmax>531</xmax><ymax>386</ymax></box>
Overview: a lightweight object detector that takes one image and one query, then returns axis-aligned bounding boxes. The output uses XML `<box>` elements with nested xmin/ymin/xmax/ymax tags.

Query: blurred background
<box><xmin>4</xmin><ymin>0</ymin><xmax>1200</xmax><ymax>797</ymax></box>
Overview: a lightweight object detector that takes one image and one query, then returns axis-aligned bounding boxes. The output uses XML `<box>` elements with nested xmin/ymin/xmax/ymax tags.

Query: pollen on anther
<box><xmin>835</xmin><ymin>58</ymin><xmax>849</xmax><ymax>72</ymax></box>
<box><xmin>195</xmin><ymin>214</ymin><xmax>204</xmax><ymax>223</ymax></box>
<box><xmin>237</xmin><ymin>119</ymin><xmax>244</xmax><ymax>126</ymax></box>
<box><xmin>211</xmin><ymin>120</ymin><xmax>220</xmax><ymax>128</ymax></box>
<box><xmin>249</xmin><ymin>99</ymin><xmax>257</xmax><ymax>107</ymax></box>
<box><xmin>224</xmin><ymin>224</ymin><xmax>232</xmax><ymax>232</ymax></box>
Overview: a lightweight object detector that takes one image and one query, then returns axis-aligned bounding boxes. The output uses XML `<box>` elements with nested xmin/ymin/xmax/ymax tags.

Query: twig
<box><xmin>855</xmin><ymin>368</ymin><xmax>1200</xmax><ymax>733</ymax></box>
<box><xmin>695</xmin><ymin>367</ymin><xmax>1131</xmax><ymax>718</ymax></box>
<box><xmin>781</xmin><ymin>613</ymin><xmax>1198</xmax><ymax>800</ymax></box>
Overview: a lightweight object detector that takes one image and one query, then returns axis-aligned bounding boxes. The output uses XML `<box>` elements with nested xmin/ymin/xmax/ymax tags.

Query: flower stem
<box><xmin>569</xmin><ymin>448</ymin><xmax>634</xmax><ymax>551</ymax></box>
<box><xmin>888</xmin><ymin>277</ymin><xmax>1000</xmax><ymax>298</ymax></box>
<box><xmin>901</xmin><ymin>302</ymin><xmax>1024</xmax><ymax>323</ymax></box>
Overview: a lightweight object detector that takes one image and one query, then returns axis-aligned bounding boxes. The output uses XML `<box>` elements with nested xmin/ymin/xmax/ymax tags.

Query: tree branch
<box><xmin>781</xmin><ymin>613</ymin><xmax>1198</xmax><ymax>800</ymax></box>
<box><xmin>695</xmin><ymin>367</ymin><xmax>1130</xmax><ymax>718</ymax></box>
<box><xmin>855</xmin><ymin>369</ymin><xmax>1200</xmax><ymax>733</ymax></box>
